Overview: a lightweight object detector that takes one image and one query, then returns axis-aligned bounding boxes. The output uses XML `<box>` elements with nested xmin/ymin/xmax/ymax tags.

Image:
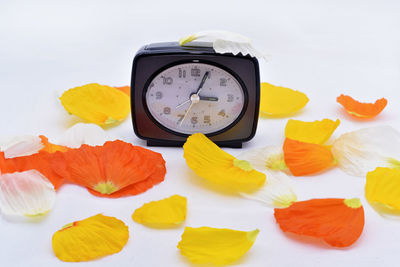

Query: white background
<box><xmin>1</xmin><ymin>0</ymin><xmax>400</xmax><ymax>266</ymax></box>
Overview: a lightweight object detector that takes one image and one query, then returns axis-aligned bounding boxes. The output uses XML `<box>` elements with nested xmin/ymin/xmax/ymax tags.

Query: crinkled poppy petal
<box><xmin>114</xmin><ymin>86</ymin><xmax>130</xmax><ymax>96</ymax></box>
<box><xmin>0</xmin><ymin>151</ymin><xmax>68</xmax><ymax>190</ymax></box>
<box><xmin>63</xmin><ymin>140</ymin><xmax>165</xmax><ymax>197</ymax></box>
<box><xmin>39</xmin><ymin>135</ymin><xmax>69</xmax><ymax>153</ymax></box>
<box><xmin>337</xmin><ymin>94</ymin><xmax>387</xmax><ymax>118</ymax></box>
<box><xmin>274</xmin><ymin>198</ymin><xmax>365</xmax><ymax>247</ymax></box>
<box><xmin>183</xmin><ymin>133</ymin><xmax>266</xmax><ymax>193</ymax></box>
<box><xmin>52</xmin><ymin>214</ymin><xmax>129</xmax><ymax>262</ymax></box>
<box><xmin>365</xmin><ymin>167</ymin><xmax>400</xmax><ymax>215</ymax></box>
<box><xmin>60</xmin><ymin>83</ymin><xmax>130</xmax><ymax>126</ymax></box>
<box><xmin>283</xmin><ymin>138</ymin><xmax>336</xmax><ymax>176</ymax></box>
<box><xmin>241</xmin><ymin>170</ymin><xmax>297</xmax><ymax>208</ymax></box>
<box><xmin>56</xmin><ymin>123</ymin><xmax>112</xmax><ymax>149</ymax></box>
<box><xmin>285</xmin><ymin>119</ymin><xmax>340</xmax><ymax>144</ymax></box>
<box><xmin>237</xmin><ymin>145</ymin><xmax>288</xmax><ymax>173</ymax></box>
<box><xmin>0</xmin><ymin>170</ymin><xmax>56</xmax><ymax>217</ymax></box>
<box><xmin>260</xmin><ymin>83</ymin><xmax>309</xmax><ymax>117</ymax></box>
<box><xmin>331</xmin><ymin>126</ymin><xmax>400</xmax><ymax>177</ymax></box>
<box><xmin>177</xmin><ymin>226</ymin><xmax>259</xmax><ymax>265</ymax></box>
<box><xmin>132</xmin><ymin>195</ymin><xmax>187</xmax><ymax>228</ymax></box>
<box><xmin>0</xmin><ymin>135</ymin><xmax>44</xmax><ymax>158</ymax></box>
<box><xmin>179</xmin><ymin>30</ymin><xmax>266</xmax><ymax>59</ymax></box>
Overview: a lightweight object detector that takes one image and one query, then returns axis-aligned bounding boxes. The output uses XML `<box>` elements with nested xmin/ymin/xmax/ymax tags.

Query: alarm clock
<box><xmin>131</xmin><ymin>42</ymin><xmax>260</xmax><ymax>148</ymax></box>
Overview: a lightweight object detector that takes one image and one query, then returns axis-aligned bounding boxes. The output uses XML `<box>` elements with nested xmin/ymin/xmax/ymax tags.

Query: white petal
<box><xmin>56</xmin><ymin>123</ymin><xmax>112</xmax><ymax>148</ymax></box>
<box><xmin>332</xmin><ymin>126</ymin><xmax>400</xmax><ymax>177</ymax></box>
<box><xmin>237</xmin><ymin>145</ymin><xmax>288</xmax><ymax>173</ymax></box>
<box><xmin>0</xmin><ymin>170</ymin><xmax>56</xmax><ymax>217</ymax></box>
<box><xmin>179</xmin><ymin>30</ymin><xmax>267</xmax><ymax>59</ymax></box>
<box><xmin>0</xmin><ymin>135</ymin><xmax>44</xmax><ymax>159</ymax></box>
<box><xmin>240</xmin><ymin>170</ymin><xmax>297</xmax><ymax>208</ymax></box>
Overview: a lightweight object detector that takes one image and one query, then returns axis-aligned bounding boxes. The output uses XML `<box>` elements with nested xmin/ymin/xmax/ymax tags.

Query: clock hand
<box><xmin>175</xmin><ymin>99</ymin><xmax>191</xmax><ymax>109</ymax></box>
<box><xmin>195</xmin><ymin>71</ymin><xmax>210</xmax><ymax>95</ymax></box>
<box><xmin>199</xmin><ymin>96</ymin><xmax>218</xmax><ymax>102</ymax></box>
<box><xmin>179</xmin><ymin>94</ymin><xmax>200</xmax><ymax>126</ymax></box>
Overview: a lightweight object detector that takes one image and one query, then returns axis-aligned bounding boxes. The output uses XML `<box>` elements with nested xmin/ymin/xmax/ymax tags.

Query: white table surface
<box><xmin>1</xmin><ymin>0</ymin><xmax>400</xmax><ymax>266</ymax></box>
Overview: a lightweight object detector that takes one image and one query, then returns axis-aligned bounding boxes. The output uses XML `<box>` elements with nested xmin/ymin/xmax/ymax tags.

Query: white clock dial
<box><xmin>145</xmin><ymin>62</ymin><xmax>245</xmax><ymax>134</ymax></box>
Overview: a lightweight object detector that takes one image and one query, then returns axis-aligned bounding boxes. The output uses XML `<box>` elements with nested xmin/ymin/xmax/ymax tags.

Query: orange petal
<box><xmin>274</xmin><ymin>198</ymin><xmax>365</xmax><ymax>247</ymax></box>
<box><xmin>0</xmin><ymin>151</ymin><xmax>68</xmax><ymax>190</ymax></box>
<box><xmin>283</xmin><ymin>138</ymin><xmax>335</xmax><ymax>176</ymax></box>
<box><xmin>114</xmin><ymin>86</ymin><xmax>130</xmax><ymax>96</ymax></box>
<box><xmin>39</xmin><ymin>135</ymin><xmax>69</xmax><ymax>153</ymax></box>
<box><xmin>63</xmin><ymin>140</ymin><xmax>165</xmax><ymax>197</ymax></box>
<box><xmin>337</xmin><ymin>94</ymin><xmax>387</xmax><ymax>118</ymax></box>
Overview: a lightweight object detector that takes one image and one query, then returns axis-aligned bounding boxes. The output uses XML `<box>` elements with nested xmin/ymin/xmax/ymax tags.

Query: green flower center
<box><xmin>94</xmin><ymin>181</ymin><xmax>119</xmax><ymax>194</ymax></box>
<box><xmin>344</xmin><ymin>198</ymin><xmax>362</xmax><ymax>209</ymax></box>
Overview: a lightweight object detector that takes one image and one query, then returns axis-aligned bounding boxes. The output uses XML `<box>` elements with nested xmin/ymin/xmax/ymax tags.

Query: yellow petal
<box><xmin>60</xmin><ymin>83</ymin><xmax>130</xmax><ymax>126</ymax></box>
<box><xmin>177</xmin><ymin>227</ymin><xmax>259</xmax><ymax>265</ymax></box>
<box><xmin>183</xmin><ymin>133</ymin><xmax>266</xmax><ymax>193</ymax></box>
<box><xmin>365</xmin><ymin>167</ymin><xmax>400</xmax><ymax>214</ymax></box>
<box><xmin>260</xmin><ymin>82</ymin><xmax>309</xmax><ymax>117</ymax></box>
<box><xmin>285</xmin><ymin>119</ymin><xmax>340</xmax><ymax>144</ymax></box>
<box><xmin>52</xmin><ymin>214</ymin><xmax>129</xmax><ymax>262</ymax></box>
<box><xmin>132</xmin><ymin>195</ymin><xmax>187</xmax><ymax>228</ymax></box>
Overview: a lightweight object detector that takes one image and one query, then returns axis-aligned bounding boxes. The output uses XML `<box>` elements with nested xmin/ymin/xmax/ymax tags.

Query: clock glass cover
<box><xmin>145</xmin><ymin>62</ymin><xmax>245</xmax><ymax>135</ymax></box>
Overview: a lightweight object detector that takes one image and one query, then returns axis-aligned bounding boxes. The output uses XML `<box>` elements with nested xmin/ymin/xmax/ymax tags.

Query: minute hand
<box><xmin>195</xmin><ymin>71</ymin><xmax>210</xmax><ymax>95</ymax></box>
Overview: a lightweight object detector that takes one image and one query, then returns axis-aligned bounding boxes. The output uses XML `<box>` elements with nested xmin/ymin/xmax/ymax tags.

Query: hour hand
<box><xmin>199</xmin><ymin>96</ymin><xmax>218</xmax><ymax>102</ymax></box>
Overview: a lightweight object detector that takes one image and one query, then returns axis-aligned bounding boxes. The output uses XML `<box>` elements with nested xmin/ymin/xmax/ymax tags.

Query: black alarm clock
<box><xmin>130</xmin><ymin>42</ymin><xmax>260</xmax><ymax>148</ymax></box>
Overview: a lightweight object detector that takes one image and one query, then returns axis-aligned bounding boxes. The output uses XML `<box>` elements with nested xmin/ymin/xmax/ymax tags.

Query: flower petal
<box><xmin>56</xmin><ymin>123</ymin><xmax>111</xmax><ymax>148</ymax></box>
<box><xmin>331</xmin><ymin>126</ymin><xmax>400</xmax><ymax>177</ymax></box>
<box><xmin>59</xmin><ymin>83</ymin><xmax>130</xmax><ymax>126</ymax></box>
<box><xmin>183</xmin><ymin>133</ymin><xmax>266</xmax><ymax>193</ymax></box>
<box><xmin>365</xmin><ymin>167</ymin><xmax>400</xmax><ymax>214</ymax></box>
<box><xmin>52</xmin><ymin>214</ymin><xmax>129</xmax><ymax>262</ymax></box>
<box><xmin>285</xmin><ymin>118</ymin><xmax>340</xmax><ymax>144</ymax></box>
<box><xmin>0</xmin><ymin>170</ymin><xmax>56</xmax><ymax>217</ymax></box>
<box><xmin>0</xmin><ymin>135</ymin><xmax>44</xmax><ymax>158</ymax></box>
<box><xmin>132</xmin><ymin>195</ymin><xmax>187</xmax><ymax>228</ymax></box>
<box><xmin>39</xmin><ymin>135</ymin><xmax>69</xmax><ymax>153</ymax></box>
<box><xmin>260</xmin><ymin>83</ymin><xmax>309</xmax><ymax>117</ymax></box>
<box><xmin>114</xmin><ymin>86</ymin><xmax>130</xmax><ymax>96</ymax></box>
<box><xmin>274</xmin><ymin>198</ymin><xmax>365</xmax><ymax>247</ymax></box>
<box><xmin>283</xmin><ymin>138</ymin><xmax>336</xmax><ymax>176</ymax></box>
<box><xmin>337</xmin><ymin>94</ymin><xmax>387</xmax><ymax>118</ymax></box>
<box><xmin>237</xmin><ymin>145</ymin><xmax>288</xmax><ymax>172</ymax></box>
<box><xmin>0</xmin><ymin>151</ymin><xmax>68</xmax><ymax>190</ymax></box>
<box><xmin>240</xmin><ymin>170</ymin><xmax>297</xmax><ymax>208</ymax></box>
<box><xmin>177</xmin><ymin>226</ymin><xmax>259</xmax><ymax>265</ymax></box>
<box><xmin>63</xmin><ymin>140</ymin><xmax>165</xmax><ymax>197</ymax></box>
<box><xmin>179</xmin><ymin>30</ymin><xmax>266</xmax><ymax>59</ymax></box>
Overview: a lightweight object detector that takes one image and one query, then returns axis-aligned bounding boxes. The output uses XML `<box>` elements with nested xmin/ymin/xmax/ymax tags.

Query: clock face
<box><xmin>145</xmin><ymin>62</ymin><xmax>246</xmax><ymax>135</ymax></box>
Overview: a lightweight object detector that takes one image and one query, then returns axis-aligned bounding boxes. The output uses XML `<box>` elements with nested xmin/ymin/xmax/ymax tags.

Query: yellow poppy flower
<box><xmin>177</xmin><ymin>227</ymin><xmax>259</xmax><ymax>265</ymax></box>
<box><xmin>183</xmin><ymin>133</ymin><xmax>266</xmax><ymax>193</ymax></box>
<box><xmin>365</xmin><ymin>167</ymin><xmax>400</xmax><ymax>214</ymax></box>
<box><xmin>285</xmin><ymin>118</ymin><xmax>340</xmax><ymax>144</ymax></box>
<box><xmin>259</xmin><ymin>82</ymin><xmax>309</xmax><ymax>117</ymax></box>
<box><xmin>60</xmin><ymin>83</ymin><xmax>130</xmax><ymax>126</ymax></box>
<box><xmin>132</xmin><ymin>195</ymin><xmax>187</xmax><ymax>228</ymax></box>
<box><xmin>52</xmin><ymin>214</ymin><xmax>129</xmax><ymax>262</ymax></box>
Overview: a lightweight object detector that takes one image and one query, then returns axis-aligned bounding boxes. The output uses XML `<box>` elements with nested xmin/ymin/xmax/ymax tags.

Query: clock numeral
<box><xmin>155</xmin><ymin>91</ymin><xmax>163</xmax><ymax>100</ymax></box>
<box><xmin>220</xmin><ymin>78</ymin><xmax>227</xmax><ymax>87</ymax></box>
<box><xmin>203</xmin><ymin>115</ymin><xmax>211</xmax><ymax>124</ymax></box>
<box><xmin>163</xmin><ymin>107</ymin><xmax>171</xmax><ymax>115</ymax></box>
<box><xmin>178</xmin><ymin>68</ymin><xmax>186</xmax><ymax>78</ymax></box>
<box><xmin>218</xmin><ymin>109</ymin><xmax>226</xmax><ymax>117</ymax></box>
<box><xmin>161</xmin><ymin>76</ymin><xmax>173</xmax><ymax>85</ymax></box>
<box><xmin>191</xmin><ymin>116</ymin><xmax>198</xmax><ymax>124</ymax></box>
<box><xmin>227</xmin><ymin>94</ymin><xmax>234</xmax><ymax>102</ymax></box>
<box><xmin>191</xmin><ymin>67</ymin><xmax>200</xmax><ymax>77</ymax></box>
<box><xmin>177</xmin><ymin>114</ymin><xmax>184</xmax><ymax>123</ymax></box>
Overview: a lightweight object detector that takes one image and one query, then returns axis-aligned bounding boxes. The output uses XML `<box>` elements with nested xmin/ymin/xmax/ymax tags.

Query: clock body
<box><xmin>131</xmin><ymin>42</ymin><xmax>260</xmax><ymax>148</ymax></box>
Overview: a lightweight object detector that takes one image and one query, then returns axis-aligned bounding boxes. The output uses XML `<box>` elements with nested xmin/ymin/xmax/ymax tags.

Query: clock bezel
<box><xmin>142</xmin><ymin>59</ymin><xmax>249</xmax><ymax>138</ymax></box>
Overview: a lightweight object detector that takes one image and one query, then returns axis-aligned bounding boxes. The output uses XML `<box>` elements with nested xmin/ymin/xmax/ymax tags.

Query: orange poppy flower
<box><xmin>114</xmin><ymin>86</ymin><xmax>130</xmax><ymax>96</ymax></box>
<box><xmin>39</xmin><ymin>135</ymin><xmax>69</xmax><ymax>153</ymax></box>
<box><xmin>283</xmin><ymin>138</ymin><xmax>336</xmax><ymax>176</ymax></box>
<box><xmin>337</xmin><ymin>94</ymin><xmax>387</xmax><ymax>118</ymax></box>
<box><xmin>0</xmin><ymin>151</ymin><xmax>68</xmax><ymax>190</ymax></box>
<box><xmin>62</xmin><ymin>140</ymin><xmax>165</xmax><ymax>198</ymax></box>
<box><xmin>274</xmin><ymin>198</ymin><xmax>365</xmax><ymax>247</ymax></box>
